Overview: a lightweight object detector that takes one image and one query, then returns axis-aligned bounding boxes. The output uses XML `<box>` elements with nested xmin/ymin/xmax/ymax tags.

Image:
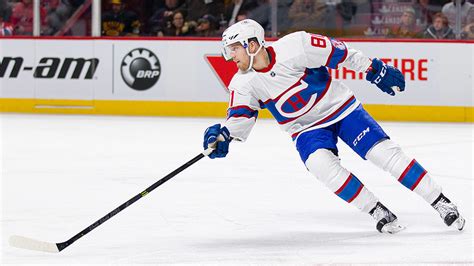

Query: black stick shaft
<box><xmin>56</xmin><ymin>152</ymin><xmax>206</xmax><ymax>251</ymax></box>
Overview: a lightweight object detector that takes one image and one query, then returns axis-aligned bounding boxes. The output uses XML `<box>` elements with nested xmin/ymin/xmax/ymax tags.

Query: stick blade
<box><xmin>9</xmin><ymin>235</ymin><xmax>60</xmax><ymax>253</ymax></box>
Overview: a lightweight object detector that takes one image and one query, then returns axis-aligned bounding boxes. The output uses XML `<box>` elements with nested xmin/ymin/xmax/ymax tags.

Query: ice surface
<box><xmin>1</xmin><ymin>114</ymin><xmax>472</xmax><ymax>264</ymax></box>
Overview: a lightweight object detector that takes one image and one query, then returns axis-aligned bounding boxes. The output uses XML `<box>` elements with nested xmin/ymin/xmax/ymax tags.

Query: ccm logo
<box><xmin>373</xmin><ymin>65</ymin><xmax>387</xmax><ymax>84</ymax></box>
<box><xmin>353</xmin><ymin>127</ymin><xmax>370</xmax><ymax>146</ymax></box>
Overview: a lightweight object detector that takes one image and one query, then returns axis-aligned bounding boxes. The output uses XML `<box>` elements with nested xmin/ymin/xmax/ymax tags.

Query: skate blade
<box><xmin>381</xmin><ymin>220</ymin><xmax>406</xmax><ymax>234</ymax></box>
<box><xmin>453</xmin><ymin>216</ymin><xmax>465</xmax><ymax>231</ymax></box>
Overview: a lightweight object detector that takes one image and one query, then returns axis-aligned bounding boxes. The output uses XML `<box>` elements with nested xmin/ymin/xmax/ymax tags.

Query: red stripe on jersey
<box><xmin>226</xmin><ymin>114</ymin><xmax>254</xmax><ymax>119</ymax></box>
<box><xmin>230</xmin><ymin>90</ymin><xmax>235</xmax><ymax>107</ymax></box>
<box><xmin>291</xmin><ymin>95</ymin><xmax>355</xmax><ymax>139</ymax></box>
<box><xmin>316</xmin><ymin>95</ymin><xmax>355</xmax><ymax>124</ymax></box>
<box><xmin>324</xmin><ymin>42</ymin><xmax>335</xmax><ymax>67</ymax></box>
<box><xmin>229</xmin><ymin>105</ymin><xmax>256</xmax><ymax>112</ymax></box>
<box><xmin>335</xmin><ymin>48</ymin><xmax>348</xmax><ymax>69</ymax></box>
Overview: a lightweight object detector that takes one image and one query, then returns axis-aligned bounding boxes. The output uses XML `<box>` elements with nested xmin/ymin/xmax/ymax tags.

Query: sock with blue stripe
<box><xmin>366</xmin><ymin>139</ymin><xmax>441</xmax><ymax>204</ymax></box>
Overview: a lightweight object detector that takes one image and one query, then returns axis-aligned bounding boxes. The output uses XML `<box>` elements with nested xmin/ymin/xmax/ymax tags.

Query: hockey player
<box><xmin>203</xmin><ymin>19</ymin><xmax>465</xmax><ymax>234</ymax></box>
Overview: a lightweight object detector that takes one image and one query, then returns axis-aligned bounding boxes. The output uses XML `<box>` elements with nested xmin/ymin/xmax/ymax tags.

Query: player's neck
<box><xmin>251</xmin><ymin>48</ymin><xmax>270</xmax><ymax>71</ymax></box>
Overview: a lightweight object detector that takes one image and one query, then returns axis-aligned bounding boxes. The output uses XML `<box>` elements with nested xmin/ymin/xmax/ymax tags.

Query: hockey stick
<box><xmin>9</xmin><ymin>148</ymin><xmax>213</xmax><ymax>253</ymax></box>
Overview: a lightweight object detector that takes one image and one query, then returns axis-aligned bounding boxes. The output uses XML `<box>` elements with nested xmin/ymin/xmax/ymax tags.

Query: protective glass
<box><xmin>221</xmin><ymin>46</ymin><xmax>233</xmax><ymax>61</ymax></box>
<box><xmin>221</xmin><ymin>41</ymin><xmax>247</xmax><ymax>61</ymax></box>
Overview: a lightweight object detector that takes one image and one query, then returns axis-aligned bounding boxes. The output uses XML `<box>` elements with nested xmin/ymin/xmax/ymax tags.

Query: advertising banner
<box><xmin>0</xmin><ymin>38</ymin><xmax>472</xmax><ymax>121</ymax></box>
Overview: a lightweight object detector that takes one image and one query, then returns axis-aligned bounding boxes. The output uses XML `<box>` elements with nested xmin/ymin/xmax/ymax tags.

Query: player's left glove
<box><xmin>203</xmin><ymin>124</ymin><xmax>231</xmax><ymax>159</ymax></box>
<box><xmin>366</xmin><ymin>58</ymin><xmax>405</xmax><ymax>96</ymax></box>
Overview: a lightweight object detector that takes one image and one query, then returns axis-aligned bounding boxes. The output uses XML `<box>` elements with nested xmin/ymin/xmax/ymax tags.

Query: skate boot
<box><xmin>432</xmin><ymin>193</ymin><xmax>465</xmax><ymax>231</ymax></box>
<box><xmin>369</xmin><ymin>202</ymin><xmax>405</xmax><ymax>234</ymax></box>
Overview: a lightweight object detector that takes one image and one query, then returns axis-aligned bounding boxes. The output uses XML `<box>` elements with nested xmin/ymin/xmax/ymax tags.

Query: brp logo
<box><xmin>121</xmin><ymin>48</ymin><xmax>161</xmax><ymax>91</ymax></box>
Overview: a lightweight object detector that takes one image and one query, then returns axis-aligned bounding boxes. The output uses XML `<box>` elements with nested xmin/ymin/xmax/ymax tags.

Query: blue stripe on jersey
<box><xmin>326</xmin><ymin>38</ymin><xmax>348</xmax><ymax>69</ymax></box>
<box><xmin>261</xmin><ymin>67</ymin><xmax>331</xmax><ymax>124</ymax></box>
<box><xmin>398</xmin><ymin>160</ymin><xmax>426</xmax><ymax>190</ymax></box>
<box><xmin>227</xmin><ymin>106</ymin><xmax>258</xmax><ymax>119</ymax></box>
<box><xmin>335</xmin><ymin>174</ymin><xmax>363</xmax><ymax>203</ymax></box>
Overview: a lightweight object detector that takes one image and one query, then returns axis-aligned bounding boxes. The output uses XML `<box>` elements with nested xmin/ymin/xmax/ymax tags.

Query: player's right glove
<box><xmin>366</xmin><ymin>58</ymin><xmax>405</xmax><ymax>96</ymax></box>
<box><xmin>203</xmin><ymin>124</ymin><xmax>231</xmax><ymax>159</ymax></box>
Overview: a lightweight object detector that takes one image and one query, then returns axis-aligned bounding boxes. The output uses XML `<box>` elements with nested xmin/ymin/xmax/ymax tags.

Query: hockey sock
<box><xmin>366</xmin><ymin>139</ymin><xmax>441</xmax><ymax>204</ymax></box>
<box><xmin>306</xmin><ymin>149</ymin><xmax>378</xmax><ymax>213</ymax></box>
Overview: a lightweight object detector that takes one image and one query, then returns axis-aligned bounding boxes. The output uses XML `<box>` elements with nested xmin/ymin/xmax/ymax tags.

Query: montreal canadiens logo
<box><xmin>276</xmin><ymin>80</ymin><xmax>317</xmax><ymax>118</ymax></box>
<box><xmin>121</xmin><ymin>48</ymin><xmax>161</xmax><ymax>91</ymax></box>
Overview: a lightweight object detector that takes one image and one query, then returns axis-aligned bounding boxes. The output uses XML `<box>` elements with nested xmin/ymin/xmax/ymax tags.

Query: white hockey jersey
<box><xmin>223</xmin><ymin>31</ymin><xmax>372</xmax><ymax>141</ymax></box>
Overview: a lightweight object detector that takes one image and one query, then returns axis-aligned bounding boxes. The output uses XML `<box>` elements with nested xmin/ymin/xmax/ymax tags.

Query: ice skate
<box><xmin>432</xmin><ymin>193</ymin><xmax>465</xmax><ymax>231</ymax></box>
<box><xmin>369</xmin><ymin>202</ymin><xmax>406</xmax><ymax>234</ymax></box>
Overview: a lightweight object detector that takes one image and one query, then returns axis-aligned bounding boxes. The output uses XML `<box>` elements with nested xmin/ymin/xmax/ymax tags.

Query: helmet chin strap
<box><xmin>244</xmin><ymin>44</ymin><xmax>263</xmax><ymax>72</ymax></box>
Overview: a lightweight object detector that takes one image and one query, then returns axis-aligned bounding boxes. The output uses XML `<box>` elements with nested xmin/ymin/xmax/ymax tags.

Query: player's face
<box><xmin>227</xmin><ymin>43</ymin><xmax>250</xmax><ymax>71</ymax></box>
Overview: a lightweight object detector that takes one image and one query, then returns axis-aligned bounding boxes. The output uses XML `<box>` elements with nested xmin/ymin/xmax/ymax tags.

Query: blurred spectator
<box><xmin>0</xmin><ymin>5</ymin><xmax>13</xmax><ymax>36</ymax></box>
<box><xmin>414</xmin><ymin>0</ymin><xmax>443</xmax><ymax>27</ymax></box>
<box><xmin>41</xmin><ymin>0</ymin><xmax>60</xmax><ymax>13</ymax></box>
<box><xmin>276</xmin><ymin>0</ymin><xmax>293</xmax><ymax>35</ymax></box>
<box><xmin>148</xmin><ymin>0</ymin><xmax>182</xmax><ymax>35</ymax></box>
<box><xmin>0</xmin><ymin>18</ymin><xmax>13</xmax><ymax>35</ymax></box>
<box><xmin>66</xmin><ymin>0</ymin><xmax>86</xmax><ymax>8</ymax></box>
<box><xmin>461</xmin><ymin>8</ymin><xmax>474</xmax><ymax>39</ymax></box>
<box><xmin>127</xmin><ymin>0</ymin><xmax>160</xmax><ymax>28</ymax></box>
<box><xmin>178</xmin><ymin>0</ymin><xmax>225</xmax><ymax>23</ymax></box>
<box><xmin>461</xmin><ymin>21</ymin><xmax>474</xmax><ymax>39</ymax></box>
<box><xmin>225</xmin><ymin>0</ymin><xmax>243</xmax><ymax>26</ymax></box>
<box><xmin>248</xmin><ymin>0</ymin><xmax>271</xmax><ymax>31</ymax></box>
<box><xmin>236</xmin><ymin>10</ymin><xmax>249</xmax><ymax>22</ymax></box>
<box><xmin>146</xmin><ymin>0</ymin><xmax>166</xmax><ymax>17</ymax></box>
<box><xmin>442</xmin><ymin>0</ymin><xmax>474</xmax><ymax>30</ymax></box>
<box><xmin>224</xmin><ymin>0</ymin><xmax>257</xmax><ymax>26</ymax></box>
<box><xmin>387</xmin><ymin>7</ymin><xmax>421</xmax><ymax>38</ymax></box>
<box><xmin>49</xmin><ymin>0</ymin><xmax>89</xmax><ymax>36</ymax></box>
<box><xmin>102</xmin><ymin>0</ymin><xmax>141</xmax><ymax>36</ymax></box>
<box><xmin>288</xmin><ymin>0</ymin><xmax>328</xmax><ymax>30</ymax></box>
<box><xmin>40</xmin><ymin>0</ymin><xmax>63</xmax><ymax>35</ymax></box>
<box><xmin>10</xmin><ymin>0</ymin><xmax>47</xmax><ymax>35</ymax></box>
<box><xmin>194</xmin><ymin>13</ymin><xmax>217</xmax><ymax>36</ymax></box>
<box><xmin>158</xmin><ymin>10</ymin><xmax>195</xmax><ymax>36</ymax></box>
<box><xmin>0</xmin><ymin>0</ymin><xmax>12</xmax><ymax>22</ymax></box>
<box><xmin>222</xmin><ymin>8</ymin><xmax>249</xmax><ymax>32</ymax></box>
<box><xmin>336</xmin><ymin>0</ymin><xmax>357</xmax><ymax>23</ymax></box>
<box><xmin>422</xmin><ymin>12</ymin><xmax>455</xmax><ymax>38</ymax></box>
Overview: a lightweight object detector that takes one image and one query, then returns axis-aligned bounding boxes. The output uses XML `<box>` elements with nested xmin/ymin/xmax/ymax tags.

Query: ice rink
<box><xmin>1</xmin><ymin>114</ymin><xmax>473</xmax><ymax>265</ymax></box>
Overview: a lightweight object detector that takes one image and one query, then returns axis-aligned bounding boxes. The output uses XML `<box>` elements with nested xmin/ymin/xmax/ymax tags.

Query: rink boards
<box><xmin>0</xmin><ymin>38</ymin><xmax>472</xmax><ymax>122</ymax></box>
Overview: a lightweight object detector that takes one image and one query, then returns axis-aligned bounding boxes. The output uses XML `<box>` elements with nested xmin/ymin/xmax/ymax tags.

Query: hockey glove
<box><xmin>203</xmin><ymin>124</ymin><xmax>231</xmax><ymax>159</ymax></box>
<box><xmin>366</xmin><ymin>58</ymin><xmax>405</xmax><ymax>96</ymax></box>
